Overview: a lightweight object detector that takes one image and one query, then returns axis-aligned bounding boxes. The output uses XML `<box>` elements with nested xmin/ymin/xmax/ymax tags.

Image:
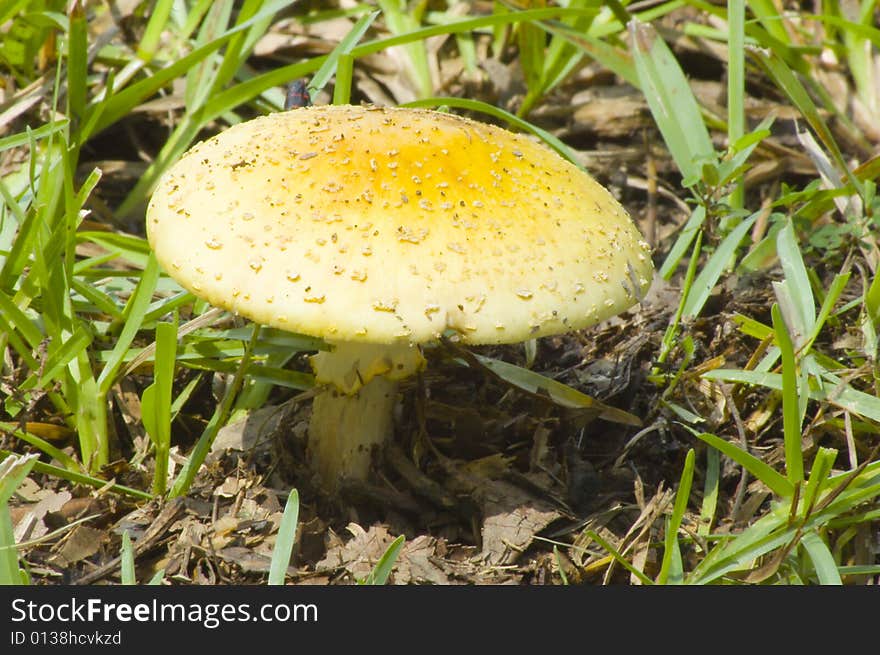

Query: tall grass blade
<box><xmin>657</xmin><ymin>448</ymin><xmax>694</xmax><ymax>584</ymax></box>
<box><xmin>268</xmin><ymin>489</ymin><xmax>299</xmax><ymax>585</ymax></box>
<box><xmin>630</xmin><ymin>18</ymin><xmax>714</xmax><ymax>182</ymax></box>
<box><xmin>0</xmin><ymin>453</ymin><xmax>38</xmax><ymax>585</ymax></box>
<box><xmin>771</xmin><ymin>303</ymin><xmax>805</xmax><ymax>485</ymax></box>
<box><xmin>359</xmin><ymin>535</ymin><xmax>405</xmax><ymax>585</ymax></box>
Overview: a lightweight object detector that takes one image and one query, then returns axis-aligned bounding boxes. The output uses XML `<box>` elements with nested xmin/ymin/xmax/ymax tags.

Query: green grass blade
<box><xmin>657</xmin><ymin>448</ymin><xmax>694</xmax><ymax>585</ymax></box>
<box><xmin>66</xmin><ymin>1</ymin><xmax>88</xmax><ymax>130</ymax></box>
<box><xmin>0</xmin><ymin>450</ymin><xmax>151</xmax><ymax>501</ymax></box>
<box><xmin>402</xmin><ymin>96</ymin><xmax>582</xmax><ymax>167</ymax></box>
<box><xmin>469</xmin><ymin>353</ymin><xmax>641</xmax><ymax>426</ymax></box>
<box><xmin>97</xmin><ymin>254</ymin><xmax>159</xmax><ymax>393</ymax></box>
<box><xmin>310</xmin><ymin>10</ymin><xmax>379</xmax><ymax>97</ymax></box>
<box><xmin>0</xmin><ymin>423</ymin><xmax>79</xmax><ymax>471</ymax></box>
<box><xmin>682</xmin><ymin>213</ymin><xmax>757</xmax><ymax>319</ymax></box>
<box><xmin>659</xmin><ymin>205</ymin><xmax>705</xmax><ymax>280</ymax></box>
<box><xmin>694</xmin><ymin>431</ymin><xmax>794</xmax><ymax>497</ymax></box>
<box><xmin>376</xmin><ymin>0</ymin><xmax>432</xmax><ymax>98</ymax></box>
<box><xmin>727</xmin><ymin>0</ymin><xmax>746</xmax><ymax>208</ymax></box>
<box><xmin>359</xmin><ymin>535</ymin><xmax>405</xmax><ymax>585</ymax></box>
<box><xmin>268</xmin><ymin>489</ymin><xmax>300</xmax><ymax>585</ymax></box>
<box><xmin>802</xmin><ymin>447</ymin><xmax>837</xmax><ymax>515</ymax></box>
<box><xmin>630</xmin><ymin>18</ymin><xmax>714</xmax><ymax>182</ymax></box>
<box><xmin>142</xmin><ymin>317</ymin><xmax>178</xmax><ymax>496</ymax></box>
<box><xmin>698</xmin><ymin>447</ymin><xmax>720</xmax><ymax>537</ymax></box>
<box><xmin>169</xmin><ymin>325</ymin><xmax>259</xmax><ymax>498</ymax></box>
<box><xmin>331</xmin><ymin>53</ymin><xmax>354</xmax><ymax>105</ymax></box>
<box><xmin>703</xmin><ymin>368</ymin><xmax>880</xmax><ymax>424</ymax></box>
<box><xmin>584</xmin><ymin>529</ymin><xmax>654</xmax><ymax>585</ymax></box>
<box><xmin>774</xmin><ymin>221</ymin><xmax>815</xmax><ymax>342</ymax></box>
<box><xmin>771</xmin><ymin>303</ymin><xmax>805</xmax><ymax>486</ymax></box>
<box><xmin>0</xmin><ymin>453</ymin><xmax>38</xmax><ymax>585</ymax></box>
<box><xmin>748</xmin><ymin>46</ymin><xmax>862</xmax><ymax>198</ymax></box>
<box><xmin>136</xmin><ymin>0</ymin><xmax>175</xmax><ymax>62</ymax></box>
<box><xmin>800</xmin><ymin>530</ymin><xmax>842</xmax><ymax>585</ymax></box>
<box><xmin>120</xmin><ymin>530</ymin><xmax>136</xmax><ymax>585</ymax></box>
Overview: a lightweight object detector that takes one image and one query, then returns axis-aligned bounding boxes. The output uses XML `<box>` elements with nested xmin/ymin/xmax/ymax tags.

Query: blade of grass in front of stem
<box><xmin>657</xmin><ymin>448</ymin><xmax>694</xmax><ymax>585</ymax></box>
<box><xmin>772</xmin><ymin>303</ymin><xmax>805</xmax><ymax>485</ymax></box>
<box><xmin>268</xmin><ymin>489</ymin><xmax>300</xmax><ymax>586</ymax></box>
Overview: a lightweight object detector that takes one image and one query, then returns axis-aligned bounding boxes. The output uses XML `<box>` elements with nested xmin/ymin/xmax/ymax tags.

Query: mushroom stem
<box><xmin>307</xmin><ymin>376</ymin><xmax>398</xmax><ymax>487</ymax></box>
<box><xmin>306</xmin><ymin>341</ymin><xmax>425</xmax><ymax>489</ymax></box>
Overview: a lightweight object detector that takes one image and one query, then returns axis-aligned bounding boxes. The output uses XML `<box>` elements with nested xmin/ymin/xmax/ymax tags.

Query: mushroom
<box><xmin>146</xmin><ymin>104</ymin><xmax>653</xmax><ymax>490</ymax></box>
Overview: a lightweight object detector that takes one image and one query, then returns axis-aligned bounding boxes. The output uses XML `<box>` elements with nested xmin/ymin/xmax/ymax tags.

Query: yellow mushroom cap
<box><xmin>146</xmin><ymin>105</ymin><xmax>653</xmax><ymax>345</ymax></box>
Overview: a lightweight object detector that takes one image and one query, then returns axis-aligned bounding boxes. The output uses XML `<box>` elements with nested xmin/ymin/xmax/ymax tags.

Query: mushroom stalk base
<box><xmin>307</xmin><ymin>376</ymin><xmax>398</xmax><ymax>489</ymax></box>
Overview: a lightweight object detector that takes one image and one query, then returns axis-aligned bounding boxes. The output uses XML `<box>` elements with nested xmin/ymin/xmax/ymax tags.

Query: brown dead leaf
<box><xmin>316</xmin><ymin>523</ymin><xmax>395</xmax><ymax>582</ymax></box>
<box><xmin>440</xmin><ymin>456</ymin><xmax>563</xmax><ymax>566</ymax></box>
<box><xmin>49</xmin><ymin>525</ymin><xmax>108</xmax><ymax>568</ymax></box>
<box><xmin>479</xmin><ymin>481</ymin><xmax>562</xmax><ymax>566</ymax></box>
<box><xmin>573</xmin><ymin>89</ymin><xmax>650</xmax><ymax>138</ymax></box>
<box><xmin>208</xmin><ymin>404</ymin><xmax>285</xmax><ymax>462</ymax></box>
<box><xmin>12</xmin><ymin>490</ymin><xmax>71</xmax><ymax>543</ymax></box>
<box><xmin>393</xmin><ymin>536</ymin><xmax>450</xmax><ymax>585</ymax></box>
<box><xmin>215</xmin><ymin>546</ymin><xmax>283</xmax><ymax>575</ymax></box>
